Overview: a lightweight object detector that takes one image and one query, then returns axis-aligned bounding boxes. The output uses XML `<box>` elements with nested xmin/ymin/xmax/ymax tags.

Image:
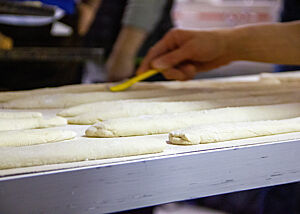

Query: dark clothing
<box><xmin>138</xmin><ymin>0</ymin><xmax>173</xmax><ymax>82</ymax></box>
<box><xmin>281</xmin><ymin>0</ymin><xmax>300</xmax><ymax>22</ymax></box>
<box><xmin>84</xmin><ymin>0</ymin><xmax>126</xmax><ymax>58</ymax></box>
<box><xmin>84</xmin><ymin>0</ymin><xmax>173</xmax><ymax>59</ymax></box>
<box><xmin>274</xmin><ymin>0</ymin><xmax>300</xmax><ymax>72</ymax></box>
<box><xmin>84</xmin><ymin>0</ymin><xmax>173</xmax><ymax>82</ymax></box>
<box><xmin>274</xmin><ymin>65</ymin><xmax>300</xmax><ymax>72</ymax></box>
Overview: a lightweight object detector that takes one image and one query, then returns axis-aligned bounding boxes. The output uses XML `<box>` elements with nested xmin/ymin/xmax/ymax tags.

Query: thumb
<box><xmin>151</xmin><ymin>47</ymin><xmax>189</xmax><ymax>69</ymax></box>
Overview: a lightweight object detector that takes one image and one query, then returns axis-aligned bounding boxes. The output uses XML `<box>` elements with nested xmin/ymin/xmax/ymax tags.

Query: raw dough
<box><xmin>2</xmin><ymin>71</ymin><xmax>300</xmax><ymax>103</ymax></box>
<box><xmin>259</xmin><ymin>72</ymin><xmax>300</xmax><ymax>84</ymax></box>
<box><xmin>0</xmin><ymin>129</ymin><xmax>76</xmax><ymax>147</ymax></box>
<box><xmin>85</xmin><ymin>103</ymin><xmax>300</xmax><ymax>137</ymax></box>
<box><xmin>58</xmin><ymin>88</ymin><xmax>300</xmax><ymax>117</ymax></box>
<box><xmin>169</xmin><ymin>117</ymin><xmax>300</xmax><ymax>145</ymax></box>
<box><xmin>0</xmin><ymin>135</ymin><xmax>167</xmax><ymax>169</ymax></box>
<box><xmin>0</xmin><ymin>82</ymin><xmax>167</xmax><ymax>102</ymax></box>
<box><xmin>67</xmin><ymin>92</ymin><xmax>300</xmax><ymax>124</ymax></box>
<box><xmin>0</xmin><ymin>84</ymin><xmax>107</xmax><ymax>102</ymax></box>
<box><xmin>0</xmin><ymin>89</ymin><xmax>201</xmax><ymax>109</ymax></box>
<box><xmin>0</xmin><ymin>111</ymin><xmax>42</xmax><ymax>118</ymax></box>
<box><xmin>164</xmin><ymin>77</ymin><xmax>300</xmax><ymax>91</ymax></box>
<box><xmin>0</xmin><ymin>116</ymin><xmax>67</xmax><ymax>131</ymax></box>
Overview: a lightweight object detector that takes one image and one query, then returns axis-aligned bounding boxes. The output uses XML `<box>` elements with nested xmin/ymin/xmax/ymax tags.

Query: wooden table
<box><xmin>1</xmin><ymin>129</ymin><xmax>300</xmax><ymax>214</ymax></box>
<box><xmin>1</xmin><ymin>73</ymin><xmax>300</xmax><ymax>214</ymax></box>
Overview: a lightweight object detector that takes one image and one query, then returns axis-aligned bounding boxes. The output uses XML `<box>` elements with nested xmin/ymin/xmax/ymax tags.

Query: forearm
<box><xmin>110</xmin><ymin>26</ymin><xmax>147</xmax><ymax>58</ymax></box>
<box><xmin>225</xmin><ymin>21</ymin><xmax>300</xmax><ymax>64</ymax></box>
<box><xmin>111</xmin><ymin>0</ymin><xmax>167</xmax><ymax>60</ymax></box>
<box><xmin>107</xmin><ymin>27</ymin><xmax>147</xmax><ymax>81</ymax></box>
<box><xmin>81</xmin><ymin>0</ymin><xmax>102</xmax><ymax>9</ymax></box>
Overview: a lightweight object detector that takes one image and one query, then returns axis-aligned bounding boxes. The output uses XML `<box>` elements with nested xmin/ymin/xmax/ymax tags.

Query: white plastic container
<box><xmin>172</xmin><ymin>0</ymin><xmax>281</xmax><ymax>29</ymax></box>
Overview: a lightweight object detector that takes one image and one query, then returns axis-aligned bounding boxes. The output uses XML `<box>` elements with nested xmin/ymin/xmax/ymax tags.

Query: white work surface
<box><xmin>1</xmin><ymin>74</ymin><xmax>300</xmax><ymax>214</ymax></box>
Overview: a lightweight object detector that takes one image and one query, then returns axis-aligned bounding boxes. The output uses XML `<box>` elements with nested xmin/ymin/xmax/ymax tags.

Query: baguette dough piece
<box><xmin>0</xmin><ymin>129</ymin><xmax>76</xmax><ymax>147</ymax></box>
<box><xmin>67</xmin><ymin>92</ymin><xmax>300</xmax><ymax>124</ymax></box>
<box><xmin>169</xmin><ymin>118</ymin><xmax>300</xmax><ymax>145</ymax></box>
<box><xmin>0</xmin><ymin>89</ymin><xmax>200</xmax><ymax>109</ymax></box>
<box><xmin>0</xmin><ymin>135</ymin><xmax>167</xmax><ymax>169</ymax></box>
<box><xmin>86</xmin><ymin>103</ymin><xmax>300</xmax><ymax>137</ymax></box>
<box><xmin>259</xmin><ymin>72</ymin><xmax>300</xmax><ymax>84</ymax></box>
<box><xmin>0</xmin><ymin>84</ymin><xmax>107</xmax><ymax>102</ymax></box>
<box><xmin>0</xmin><ymin>116</ymin><xmax>67</xmax><ymax>131</ymax></box>
<box><xmin>0</xmin><ymin>111</ymin><xmax>42</xmax><ymax>118</ymax></box>
<box><xmin>1</xmin><ymin>72</ymin><xmax>300</xmax><ymax>102</ymax></box>
<box><xmin>0</xmin><ymin>82</ymin><xmax>167</xmax><ymax>102</ymax></box>
<box><xmin>58</xmin><ymin>88</ymin><xmax>300</xmax><ymax>117</ymax></box>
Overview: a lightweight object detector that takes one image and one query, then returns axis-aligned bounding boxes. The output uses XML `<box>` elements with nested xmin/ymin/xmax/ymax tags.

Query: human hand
<box><xmin>106</xmin><ymin>52</ymin><xmax>136</xmax><ymax>82</ymax></box>
<box><xmin>137</xmin><ymin>28</ymin><xmax>233</xmax><ymax>80</ymax></box>
<box><xmin>77</xmin><ymin>2</ymin><xmax>98</xmax><ymax>36</ymax></box>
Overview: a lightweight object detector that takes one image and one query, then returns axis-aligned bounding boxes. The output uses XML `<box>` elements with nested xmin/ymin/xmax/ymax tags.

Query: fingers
<box><xmin>136</xmin><ymin>28</ymin><xmax>230</xmax><ymax>81</ymax></box>
<box><xmin>161</xmin><ymin>58</ymin><xmax>230</xmax><ymax>81</ymax></box>
<box><xmin>151</xmin><ymin>47</ymin><xmax>190</xmax><ymax>69</ymax></box>
<box><xmin>137</xmin><ymin>40</ymin><xmax>170</xmax><ymax>75</ymax></box>
<box><xmin>194</xmin><ymin>57</ymin><xmax>231</xmax><ymax>72</ymax></box>
<box><xmin>162</xmin><ymin>63</ymin><xmax>197</xmax><ymax>81</ymax></box>
<box><xmin>137</xmin><ymin>44</ymin><xmax>191</xmax><ymax>75</ymax></box>
<box><xmin>137</xmin><ymin>29</ymin><xmax>182</xmax><ymax>74</ymax></box>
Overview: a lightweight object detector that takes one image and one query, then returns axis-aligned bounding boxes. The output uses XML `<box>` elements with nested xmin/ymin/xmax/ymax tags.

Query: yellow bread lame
<box><xmin>109</xmin><ymin>69</ymin><xmax>160</xmax><ymax>92</ymax></box>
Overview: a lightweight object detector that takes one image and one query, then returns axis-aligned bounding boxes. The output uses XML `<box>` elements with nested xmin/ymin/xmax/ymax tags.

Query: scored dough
<box><xmin>0</xmin><ymin>129</ymin><xmax>76</xmax><ymax>147</ymax></box>
<box><xmin>0</xmin><ymin>89</ymin><xmax>201</xmax><ymax>109</ymax></box>
<box><xmin>169</xmin><ymin>117</ymin><xmax>300</xmax><ymax>145</ymax></box>
<box><xmin>0</xmin><ymin>116</ymin><xmax>67</xmax><ymax>131</ymax></box>
<box><xmin>67</xmin><ymin>92</ymin><xmax>300</xmax><ymax>124</ymax></box>
<box><xmin>0</xmin><ymin>111</ymin><xmax>42</xmax><ymax>118</ymax></box>
<box><xmin>58</xmin><ymin>88</ymin><xmax>300</xmax><ymax>117</ymax></box>
<box><xmin>86</xmin><ymin>103</ymin><xmax>300</xmax><ymax>137</ymax></box>
<box><xmin>0</xmin><ymin>135</ymin><xmax>167</xmax><ymax>169</ymax></box>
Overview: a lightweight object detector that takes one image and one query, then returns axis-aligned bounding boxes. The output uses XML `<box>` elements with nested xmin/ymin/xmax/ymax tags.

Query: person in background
<box><xmin>77</xmin><ymin>0</ymin><xmax>102</xmax><ymax>36</ymax></box>
<box><xmin>274</xmin><ymin>0</ymin><xmax>300</xmax><ymax>72</ymax></box>
<box><xmin>12</xmin><ymin>0</ymin><xmax>101</xmax><ymax>36</ymax></box>
<box><xmin>105</xmin><ymin>0</ymin><xmax>173</xmax><ymax>82</ymax></box>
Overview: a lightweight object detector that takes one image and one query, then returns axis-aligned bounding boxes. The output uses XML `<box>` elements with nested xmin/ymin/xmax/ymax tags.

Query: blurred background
<box><xmin>172</xmin><ymin>0</ymin><xmax>280</xmax><ymax>79</ymax></box>
<box><xmin>0</xmin><ymin>0</ymin><xmax>281</xmax><ymax>88</ymax></box>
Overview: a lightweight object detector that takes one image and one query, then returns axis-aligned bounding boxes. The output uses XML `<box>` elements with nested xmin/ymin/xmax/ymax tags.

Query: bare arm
<box><xmin>78</xmin><ymin>0</ymin><xmax>102</xmax><ymax>36</ymax></box>
<box><xmin>137</xmin><ymin>21</ymin><xmax>300</xmax><ymax>80</ymax></box>
<box><xmin>106</xmin><ymin>26</ymin><xmax>147</xmax><ymax>81</ymax></box>
<box><xmin>106</xmin><ymin>0</ymin><xmax>167</xmax><ymax>82</ymax></box>
<box><xmin>227</xmin><ymin>21</ymin><xmax>300</xmax><ymax>64</ymax></box>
